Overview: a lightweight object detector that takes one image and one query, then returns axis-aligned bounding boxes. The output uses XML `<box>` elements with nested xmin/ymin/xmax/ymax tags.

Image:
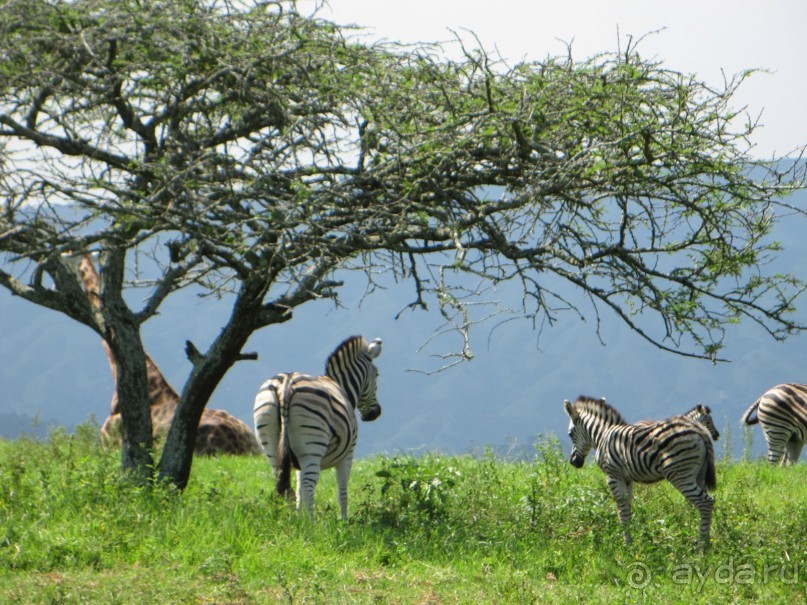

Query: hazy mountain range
<box><xmin>2</xmin><ymin>179</ymin><xmax>806</xmax><ymax>460</ymax></box>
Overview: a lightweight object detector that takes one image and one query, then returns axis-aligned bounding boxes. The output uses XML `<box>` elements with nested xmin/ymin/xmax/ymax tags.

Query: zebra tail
<box><xmin>276</xmin><ymin>450</ymin><xmax>292</xmax><ymax>499</ymax></box>
<box><xmin>739</xmin><ymin>399</ymin><xmax>760</xmax><ymax>425</ymax></box>
<box><xmin>705</xmin><ymin>444</ymin><xmax>717</xmax><ymax>492</ymax></box>
<box><xmin>275</xmin><ymin>374</ymin><xmax>293</xmax><ymax>499</ymax></box>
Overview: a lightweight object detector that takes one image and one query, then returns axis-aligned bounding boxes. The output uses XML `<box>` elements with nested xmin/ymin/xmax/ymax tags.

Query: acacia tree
<box><xmin>1</xmin><ymin>0</ymin><xmax>805</xmax><ymax>489</ymax></box>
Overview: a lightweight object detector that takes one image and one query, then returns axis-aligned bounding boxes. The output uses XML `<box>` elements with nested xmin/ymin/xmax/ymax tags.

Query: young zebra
<box><xmin>741</xmin><ymin>383</ymin><xmax>807</xmax><ymax>465</ymax></box>
<box><xmin>636</xmin><ymin>404</ymin><xmax>720</xmax><ymax>441</ymax></box>
<box><xmin>253</xmin><ymin>336</ymin><xmax>383</xmax><ymax>519</ymax></box>
<box><xmin>563</xmin><ymin>396</ymin><xmax>717</xmax><ymax>548</ymax></box>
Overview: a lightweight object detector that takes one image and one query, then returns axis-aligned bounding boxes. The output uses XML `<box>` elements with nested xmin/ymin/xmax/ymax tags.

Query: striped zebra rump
<box><xmin>741</xmin><ymin>383</ymin><xmax>807</xmax><ymax>464</ymax></box>
<box><xmin>253</xmin><ymin>373</ymin><xmax>358</xmax><ymax>498</ymax></box>
<box><xmin>253</xmin><ymin>372</ymin><xmax>297</xmax><ymax>498</ymax></box>
<box><xmin>253</xmin><ymin>335</ymin><xmax>383</xmax><ymax>519</ymax></box>
<box><xmin>254</xmin><ymin>373</ymin><xmax>290</xmax><ymax>497</ymax></box>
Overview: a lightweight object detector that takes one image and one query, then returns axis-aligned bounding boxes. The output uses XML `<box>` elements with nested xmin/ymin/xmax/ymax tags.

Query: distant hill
<box><xmin>0</xmin><ymin>411</ymin><xmax>52</xmax><ymax>440</ymax></box>
<box><xmin>2</xmin><ymin>175</ymin><xmax>805</xmax><ymax>459</ymax></box>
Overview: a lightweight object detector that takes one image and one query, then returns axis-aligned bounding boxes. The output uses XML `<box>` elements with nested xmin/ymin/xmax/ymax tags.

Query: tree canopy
<box><xmin>1</xmin><ymin>0</ymin><xmax>805</xmax><ymax>488</ymax></box>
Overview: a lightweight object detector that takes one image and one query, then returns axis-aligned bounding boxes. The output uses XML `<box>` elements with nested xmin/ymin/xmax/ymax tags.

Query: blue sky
<box><xmin>306</xmin><ymin>0</ymin><xmax>807</xmax><ymax>159</ymax></box>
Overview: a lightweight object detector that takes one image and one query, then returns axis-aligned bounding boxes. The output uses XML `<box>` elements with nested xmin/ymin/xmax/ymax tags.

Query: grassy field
<box><xmin>1</xmin><ymin>424</ymin><xmax>805</xmax><ymax>604</ymax></box>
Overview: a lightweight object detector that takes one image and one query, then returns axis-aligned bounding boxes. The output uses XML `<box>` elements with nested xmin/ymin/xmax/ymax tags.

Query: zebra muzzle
<box><xmin>569</xmin><ymin>452</ymin><xmax>585</xmax><ymax>468</ymax></box>
<box><xmin>361</xmin><ymin>405</ymin><xmax>382</xmax><ymax>422</ymax></box>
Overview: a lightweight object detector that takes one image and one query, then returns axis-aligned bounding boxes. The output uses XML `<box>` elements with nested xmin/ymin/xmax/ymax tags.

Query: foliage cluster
<box><xmin>1</xmin><ymin>0</ymin><xmax>805</xmax><ymax>488</ymax></box>
<box><xmin>1</xmin><ymin>426</ymin><xmax>805</xmax><ymax>604</ymax></box>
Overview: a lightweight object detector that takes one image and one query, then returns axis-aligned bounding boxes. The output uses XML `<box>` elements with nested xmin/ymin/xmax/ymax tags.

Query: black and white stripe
<box><xmin>636</xmin><ymin>403</ymin><xmax>720</xmax><ymax>441</ymax></box>
<box><xmin>253</xmin><ymin>336</ymin><xmax>383</xmax><ymax>519</ymax></box>
<box><xmin>564</xmin><ymin>395</ymin><xmax>717</xmax><ymax>548</ymax></box>
<box><xmin>741</xmin><ymin>383</ymin><xmax>807</xmax><ymax>465</ymax></box>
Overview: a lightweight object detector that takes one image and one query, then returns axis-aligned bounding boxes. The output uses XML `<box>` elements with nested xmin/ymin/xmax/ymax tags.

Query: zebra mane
<box><xmin>325</xmin><ymin>335</ymin><xmax>366</xmax><ymax>376</ymax></box>
<box><xmin>571</xmin><ymin>395</ymin><xmax>628</xmax><ymax>425</ymax></box>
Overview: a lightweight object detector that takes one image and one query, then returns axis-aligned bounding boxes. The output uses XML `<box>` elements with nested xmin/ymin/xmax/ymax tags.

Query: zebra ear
<box><xmin>366</xmin><ymin>338</ymin><xmax>383</xmax><ymax>359</ymax></box>
<box><xmin>697</xmin><ymin>403</ymin><xmax>710</xmax><ymax>413</ymax></box>
<box><xmin>563</xmin><ymin>399</ymin><xmax>576</xmax><ymax>420</ymax></box>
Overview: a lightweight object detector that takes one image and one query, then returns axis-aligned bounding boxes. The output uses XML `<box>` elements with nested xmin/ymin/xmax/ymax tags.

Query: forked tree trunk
<box><xmin>97</xmin><ymin>249</ymin><xmax>157</xmax><ymax>484</ymax></box>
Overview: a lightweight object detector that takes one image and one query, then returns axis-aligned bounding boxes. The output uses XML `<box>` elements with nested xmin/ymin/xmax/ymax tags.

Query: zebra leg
<box><xmin>253</xmin><ymin>398</ymin><xmax>282</xmax><ymax>486</ymax></box>
<box><xmin>785</xmin><ymin>437</ymin><xmax>803</xmax><ymax>465</ymax></box>
<box><xmin>292</xmin><ymin>469</ymin><xmax>302</xmax><ymax>506</ymax></box>
<box><xmin>671</xmin><ymin>478</ymin><xmax>714</xmax><ymax>549</ymax></box>
<box><xmin>606</xmin><ymin>476</ymin><xmax>633</xmax><ymax>546</ymax></box>
<box><xmin>334</xmin><ymin>456</ymin><xmax>354</xmax><ymax>521</ymax></box>
<box><xmin>295</xmin><ymin>456</ymin><xmax>322</xmax><ymax>518</ymax></box>
<box><xmin>761</xmin><ymin>424</ymin><xmax>788</xmax><ymax>465</ymax></box>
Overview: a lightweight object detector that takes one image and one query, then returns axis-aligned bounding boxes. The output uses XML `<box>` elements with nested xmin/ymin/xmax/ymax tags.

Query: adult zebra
<box><xmin>563</xmin><ymin>396</ymin><xmax>717</xmax><ymax>548</ymax></box>
<box><xmin>253</xmin><ymin>336</ymin><xmax>383</xmax><ymax>519</ymax></box>
<box><xmin>741</xmin><ymin>384</ymin><xmax>807</xmax><ymax>465</ymax></box>
<box><xmin>636</xmin><ymin>403</ymin><xmax>721</xmax><ymax>441</ymax></box>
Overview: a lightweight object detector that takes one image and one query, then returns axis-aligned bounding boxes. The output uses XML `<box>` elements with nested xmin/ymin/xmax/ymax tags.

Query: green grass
<box><xmin>1</xmin><ymin>425</ymin><xmax>805</xmax><ymax>604</ymax></box>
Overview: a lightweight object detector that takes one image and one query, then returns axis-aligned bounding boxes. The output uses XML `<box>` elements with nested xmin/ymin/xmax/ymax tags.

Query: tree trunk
<box><xmin>99</xmin><ymin>249</ymin><xmax>155</xmax><ymax>483</ymax></box>
<box><xmin>157</xmin><ymin>291</ymin><xmax>262</xmax><ymax>489</ymax></box>
<box><xmin>107</xmin><ymin>313</ymin><xmax>155</xmax><ymax>483</ymax></box>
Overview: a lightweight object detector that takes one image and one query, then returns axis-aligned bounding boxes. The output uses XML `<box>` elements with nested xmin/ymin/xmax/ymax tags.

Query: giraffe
<box><xmin>75</xmin><ymin>254</ymin><xmax>261</xmax><ymax>455</ymax></box>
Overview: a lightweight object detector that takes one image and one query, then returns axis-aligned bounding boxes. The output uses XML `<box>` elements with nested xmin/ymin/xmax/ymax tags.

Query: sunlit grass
<box><xmin>1</xmin><ymin>426</ymin><xmax>805</xmax><ymax>603</ymax></box>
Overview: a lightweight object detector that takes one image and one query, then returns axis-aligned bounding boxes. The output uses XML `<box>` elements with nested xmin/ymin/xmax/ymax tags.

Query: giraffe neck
<box><xmin>146</xmin><ymin>354</ymin><xmax>180</xmax><ymax>407</ymax></box>
<box><xmin>77</xmin><ymin>255</ymin><xmax>119</xmax><ymax>392</ymax></box>
<box><xmin>150</xmin><ymin>400</ymin><xmax>179</xmax><ymax>430</ymax></box>
<box><xmin>77</xmin><ymin>254</ymin><xmax>180</xmax><ymax>415</ymax></box>
<box><xmin>76</xmin><ymin>255</ymin><xmax>260</xmax><ymax>456</ymax></box>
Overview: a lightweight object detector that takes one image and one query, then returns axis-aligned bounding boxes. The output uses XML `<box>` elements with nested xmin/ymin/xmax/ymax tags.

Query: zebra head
<box><xmin>563</xmin><ymin>399</ymin><xmax>593</xmax><ymax>468</ymax></box>
<box><xmin>685</xmin><ymin>403</ymin><xmax>720</xmax><ymax>441</ymax></box>
<box><xmin>563</xmin><ymin>396</ymin><xmax>626</xmax><ymax>468</ymax></box>
<box><xmin>326</xmin><ymin>336</ymin><xmax>383</xmax><ymax>422</ymax></box>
